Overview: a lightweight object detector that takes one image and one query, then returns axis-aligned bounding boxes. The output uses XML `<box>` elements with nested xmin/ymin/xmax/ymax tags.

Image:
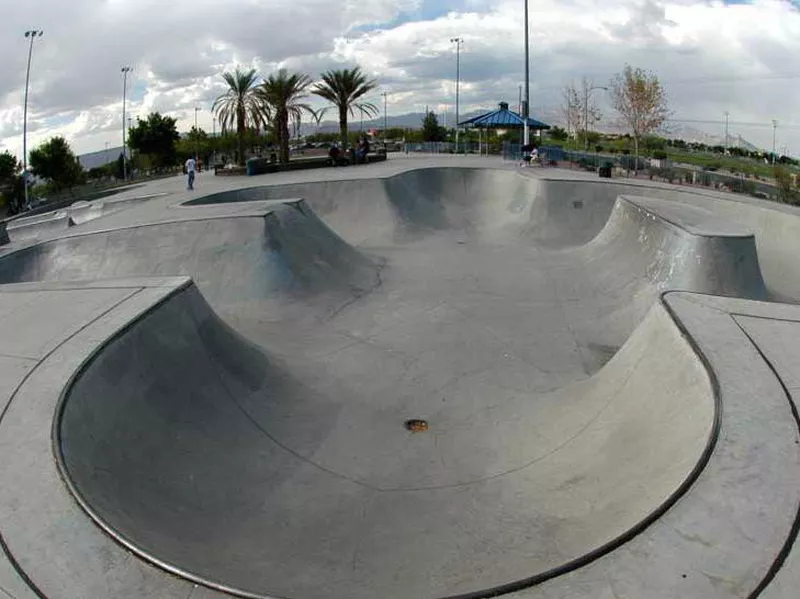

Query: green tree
<box><xmin>0</xmin><ymin>151</ymin><xmax>24</xmax><ymax>214</ymax></box>
<box><xmin>312</xmin><ymin>67</ymin><xmax>378</xmax><ymax>150</ymax></box>
<box><xmin>258</xmin><ymin>69</ymin><xmax>315</xmax><ymax>164</ymax></box>
<box><xmin>28</xmin><ymin>136</ymin><xmax>85</xmax><ymax>193</ymax></box>
<box><xmin>127</xmin><ymin>112</ymin><xmax>180</xmax><ymax>169</ymax></box>
<box><xmin>774</xmin><ymin>166</ymin><xmax>799</xmax><ymax>204</ymax></box>
<box><xmin>609</xmin><ymin>65</ymin><xmax>670</xmax><ymax>173</ymax></box>
<box><xmin>0</xmin><ymin>151</ymin><xmax>20</xmax><ymax>183</ymax></box>
<box><xmin>212</xmin><ymin>68</ymin><xmax>266</xmax><ymax>165</ymax></box>
<box><xmin>421</xmin><ymin>111</ymin><xmax>446</xmax><ymax>142</ymax></box>
<box><xmin>547</xmin><ymin>126</ymin><xmax>569</xmax><ymax>141</ymax></box>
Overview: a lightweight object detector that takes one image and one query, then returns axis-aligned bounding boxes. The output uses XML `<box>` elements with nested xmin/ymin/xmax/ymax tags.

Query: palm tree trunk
<box><xmin>339</xmin><ymin>106</ymin><xmax>348</xmax><ymax>155</ymax></box>
<box><xmin>237</xmin><ymin>109</ymin><xmax>246</xmax><ymax>166</ymax></box>
<box><xmin>280</xmin><ymin>111</ymin><xmax>290</xmax><ymax>164</ymax></box>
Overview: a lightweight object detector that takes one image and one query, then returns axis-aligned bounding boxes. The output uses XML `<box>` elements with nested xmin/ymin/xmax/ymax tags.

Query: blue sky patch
<box><xmin>354</xmin><ymin>0</ymin><xmax>467</xmax><ymax>33</ymax></box>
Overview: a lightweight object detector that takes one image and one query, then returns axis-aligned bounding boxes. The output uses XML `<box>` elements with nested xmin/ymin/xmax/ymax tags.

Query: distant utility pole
<box><xmin>518</xmin><ymin>85</ymin><xmax>522</xmax><ymax>116</ymax></box>
<box><xmin>772</xmin><ymin>119</ymin><xmax>778</xmax><ymax>165</ymax></box>
<box><xmin>121</xmin><ymin>66</ymin><xmax>133</xmax><ymax>181</ymax></box>
<box><xmin>450</xmin><ymin>37</ymin><xmax>463</xmax><ymax>151</ymax></box>
<box><xmin>194</xmin><ymin>106</ymin><xmax>200</xmax><ymax>157</ymax></box>
<box><xmin>22</xmin><ymin>29</ymin><xmax>44</xmax><ymax>209</ymax></box>
<box><xmin>724</xmin><ymin>111</ymin><xmax>729</xmax><ymax>152</ymax></box>
<box><xmin>583</xmin><ymin>83</ymin><xmax>607</xmax><ymax>151</ymax></box>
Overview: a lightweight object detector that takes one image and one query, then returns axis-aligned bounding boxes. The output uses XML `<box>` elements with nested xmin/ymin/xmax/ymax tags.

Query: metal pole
<box><xmin>583</xmin><ymin>84</ymin><xmax>589</xmax><ymax>152</ymax></box>
<box><xmin>212</xmin><ymin>109</ymin><xmax>216</xmax><ymax>167</ymax></box>
<box><xmin>381</xmin><ymin>91</ymin><xmax>388</xmax><ymax>140</ymax></box>
<box><xmin>724</xmin><ymin>111</ymin><xmax>729</xmax><ymax>152</ymax></box>
<box><xmin>194</xmin><ymin>107</ymin><xmax>200</xmax><ymax>158</ymax></box>
<box><xmin>523</xmin><ymin>0</ymin><xmax>530</xmax><ymax>147</ymax></box>
<box><xmin>121</xmin><ymin>66</ymin><xmax>132</xmax><ymax>181</ymax></box>
<box><xmin>450</xmin><ymin>37</ymin><xmax>462</xmax><ymax>153</ymax></box>
<box><xmin>772</xmin><ymin>119</ymin><xmax>777</xmax><ymax>165</ymax></box>
<box><xmin>22</xmin><ymin>30</ymin><xmax>43</xmax><ymax>209</ymax></box>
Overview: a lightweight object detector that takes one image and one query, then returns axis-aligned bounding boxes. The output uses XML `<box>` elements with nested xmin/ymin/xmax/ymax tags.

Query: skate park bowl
<box><xmin>1</xmin><ymin>164</ymin><xmax>799</xmax><ymax>599</ymax></box>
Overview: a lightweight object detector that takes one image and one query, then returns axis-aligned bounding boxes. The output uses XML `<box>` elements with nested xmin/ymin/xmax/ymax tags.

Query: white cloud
<box><xmin>1</xmin><ymin>0</ymin><xmax>799</xmax><ymax>155</ymax></box>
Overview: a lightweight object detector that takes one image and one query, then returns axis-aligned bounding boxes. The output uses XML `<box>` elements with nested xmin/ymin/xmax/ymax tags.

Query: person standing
<box><xmin>185</xmin><ymin>156</ymin><xmax>196</xmax><ymax>190</ymax></box>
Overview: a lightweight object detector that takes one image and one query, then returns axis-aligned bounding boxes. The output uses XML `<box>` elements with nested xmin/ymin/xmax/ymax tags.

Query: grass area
<box><xmin>663</xmin><ymin>149</ymin><xmax>782</xmax><ymax>180</ymax></box>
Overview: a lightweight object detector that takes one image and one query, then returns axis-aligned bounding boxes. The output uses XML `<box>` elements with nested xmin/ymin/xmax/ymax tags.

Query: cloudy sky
<box><xmin>1</xmin><ymin>0</ymin><xmax>799</xmax><ymax>157</ymax></box>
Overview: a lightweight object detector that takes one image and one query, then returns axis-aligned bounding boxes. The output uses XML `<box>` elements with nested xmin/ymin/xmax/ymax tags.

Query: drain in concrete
<box><xmin>404</xmin><ymin>419</ymin><xmax>429</xmax><ymax>432</ymax></box>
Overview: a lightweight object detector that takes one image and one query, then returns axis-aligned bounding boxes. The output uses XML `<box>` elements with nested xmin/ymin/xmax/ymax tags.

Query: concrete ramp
<box><xmin>0</xmin><ymin>201</ymin><xmax>380</xmax><ymax>317</ymax></box>
<box><xmin>0</xmin><ymin>166</ymin><xmax>795</xmax><ymax>599</ymax></box>
<box><xmin>56</xmin><ymin>282</ymin><xmax>714</xmax><ymax>599</ymax></box>
<box><xmin>6</xmin><ymin>212</ymin><xmax>75</xmax><ymax>242</ymax></box>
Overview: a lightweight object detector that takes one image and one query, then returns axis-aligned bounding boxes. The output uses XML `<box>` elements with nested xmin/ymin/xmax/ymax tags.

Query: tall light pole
<box><xmin>381</xmin><ymin>91</ymin><xmax>388</xmax><ymax>140</ymax></box>
<box><xmin>583</xmin><ymin>83</ymin><xmax>607</xmax><ymax>151</ymax></box>
<box><xmin>724</xmin><ymin>111</ymin><xmax>729</xmax><ymax>152</ymax></box>
<box><xmin>450</xmin><ymin>37</ymin><xmax>463</xmax><ymax>152</ymax></box>
<box><xmin>211</xmin><ymin>105</ymin><xmax>217</xmax><ymax>167</ymax></box>
<box><xmin>194</xmin><ymin>107</ymin><xmax>200</xmax><ymax>158</ymax></box>
<box><xmin>121</xmin><ymin>66</ymin><xmax>132</xmax><ymax>181</ymax></box>
<box><xmin>772</xmin><ymin>119</ymin><xmax>778</xmax><ymax>165</ymax></box>
<box><xmin>22</xmin><ymin>29</ymin><xmax>43</xmax><ymax>209</ymax></box>
<box><xmin>523</xmin><ymin>0</ymin><xmax>530</xmax><ymax>147</ymax></box>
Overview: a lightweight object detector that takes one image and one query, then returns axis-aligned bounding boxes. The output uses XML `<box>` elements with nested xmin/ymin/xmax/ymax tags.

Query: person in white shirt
<box><xmin>185</xmin><ymin>156</ymin><xmax>196</xmax><ymax>190</ymax></box>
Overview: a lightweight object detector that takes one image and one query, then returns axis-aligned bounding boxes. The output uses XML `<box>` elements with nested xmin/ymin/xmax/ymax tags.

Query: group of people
<box><xmin>328</xmin><ymin>135</ymin><xmax>371</xmax><ymax>166</ymax></box>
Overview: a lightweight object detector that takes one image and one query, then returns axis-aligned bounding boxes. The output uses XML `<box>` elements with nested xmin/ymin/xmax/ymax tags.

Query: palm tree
<box><xmin>212</xmin><ymin>68</ymin><xmax>267</xmax><ymax>165</ymax></box>
<box><xmin>257</xmin><ymin>69</ymin><xmax>315</xmax><ymax>164</ymax></box>
<box><xmin>312</xmin><ymin>67</ymin><xmax>378</xmax><ymax>151</ymax></box>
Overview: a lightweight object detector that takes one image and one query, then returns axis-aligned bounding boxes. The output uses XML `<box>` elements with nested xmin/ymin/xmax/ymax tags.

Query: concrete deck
<box><xmin>0</xmin><ymin>156</ymin><xmax>799</xmax><ymax>599</ymax></box>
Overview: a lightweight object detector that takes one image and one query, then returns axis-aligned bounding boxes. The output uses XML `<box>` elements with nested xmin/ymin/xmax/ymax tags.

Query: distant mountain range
<box><xmin>78</xmin><ymin>146</ymin><xmax>124</xmax><ymax>170</ymax></box>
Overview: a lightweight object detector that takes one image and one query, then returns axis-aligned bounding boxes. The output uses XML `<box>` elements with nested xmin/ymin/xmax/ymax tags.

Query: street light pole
<box><xmin>22</xmin><ymin>29</ymin><xmax>43</xmax><ymax>209</ymax></box>
<box><xmin>211</xmin><ymin>106</ymin><xmax>216</xmax><ymax>167</ymax></box>
<box><xmin>450</xmin><ymin>37</ymin><xmax>463</xmax><ymax>152</ymax></box>
<box><xmin>194</xmin><ymin>107</ymin><xmax>200</xmax><ymax>158</ymax></box>
<box><xmin>381</xmin><ymin>91</ymin><xmax>388</xmax><ymax>140</ymax></box>
<box><xmin>772</xmin><ymin>119</ymin><xmax>778</xmax><ymax>165</ymax></box>
<box><xmin>583</xmin><ymin>83</ymin><xmax>607</xmax><ymax>152</ymax></box>
<box><xmin>523</xmin><ymin>0</ymin><xmax>530</xmax><ymax>147</ymax></box>
<box><xmin>121</xmin><ymin>66</ymin><xmax>132</xmax><ymax>181</ymax></box>
<box><xmin>724</xmin><ymin>111</ymin><xmax>729</xmax><ymax>152</ymax></box>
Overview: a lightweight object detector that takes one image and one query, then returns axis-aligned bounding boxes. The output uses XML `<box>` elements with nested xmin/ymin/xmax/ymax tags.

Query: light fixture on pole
<box><xmin>22</xmin><ymin>29</ymin><xmax>43</xmax><ymax>209</ymax></box>
<box><xmin>121</xmin><ymin>66</ymin><xmax>133</xmax><ymax>181</ymax></box>
<box><xmin>450</xmin><ymin>37</ymin><xmax>463</xmax><ymax>152</ymax></box>
<box><xmin>381</xmin><ymin>91</ymin><xmax>388</xmax><ymax>140</ymax></box>
<box><xmin>523</xmin><ymin>0</ymin><xmax>530</xmax><ymax>147</ymax></box>
<box><xmin>772</xmin><ymin>119</ymin><xmax>778</xmax><ymax>165</ymax></box>
<box><xmin>583</xmin><ymin>83</ymin><xmax>607</xmax><ymax>151</ymax></box>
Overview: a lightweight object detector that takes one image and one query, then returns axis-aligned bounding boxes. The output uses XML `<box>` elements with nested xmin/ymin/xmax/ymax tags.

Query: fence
<box><xmin>402</xmin><ymin>141</ymin><xmax>484</xmax><ymax>155</ymax></box>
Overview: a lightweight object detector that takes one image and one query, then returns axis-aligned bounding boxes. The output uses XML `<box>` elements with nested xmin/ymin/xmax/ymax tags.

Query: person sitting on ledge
<box><xmin>328</xmin><ymin>144</ymin><xmax>341</xmax><ymax>166</ymax></box>
<box><xmin>520</xmin><ymin>143</ymin><xmax>534</xmax><ymax>167</ymax></box>
<box><xmin>355</xmin><ymin>136</ymin><xmax>370</xmax><ymax>164</ymax></box>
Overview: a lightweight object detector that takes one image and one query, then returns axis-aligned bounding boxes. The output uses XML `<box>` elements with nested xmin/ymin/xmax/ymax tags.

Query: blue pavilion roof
<box><xmin>459</xmin><ymin>102</ymin><xmax>550</xmax><ymax>130</ymax></box>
